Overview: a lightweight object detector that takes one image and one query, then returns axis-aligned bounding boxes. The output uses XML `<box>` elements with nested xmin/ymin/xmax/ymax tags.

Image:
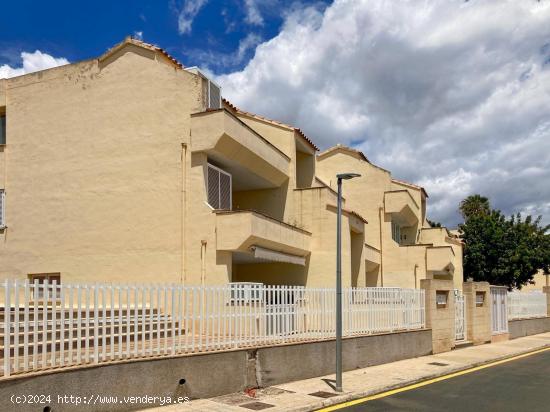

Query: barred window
<box><xmin>391</xmin><ymin>221</ymin><xmax>401</xmax><ymax>244</ymax></box>
<box><xmin>206</xmin><ymin>163</ymin><xmax>232</xmax><ymax>210</ymax></box>
<box><xmin>0</xmin><ymin>190</ymin><xmax>5</xmax><ymax>227</ymax></box>
<box><xmin>0</xmin><ymin>114</ymin><xmax>5</xmax><ymax>145</ymax></box>
<box><xmin>208</xmin><ymin>81</ymin><xmax>221</xmax><ymax>109</ymax></box>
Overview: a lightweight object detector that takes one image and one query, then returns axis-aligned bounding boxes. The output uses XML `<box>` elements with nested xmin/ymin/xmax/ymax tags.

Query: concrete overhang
<box><xmin>215</xmin><ymin>210</ymin><xmax>311</xmax><ymax>256</ymax></box>
<box><xmin>191</xmin><ymin>109</ymin><xmax>290</xmax><ymax>187</ymax></box>
<box><xmin>325</xmin><ymin>205</ymin><xmax>367</xmax><ymax>233</ymax></box>
<box><xmin>384</xmin><ymin>190</ymin><xmax>419</xmax><ymax>227</ymax></box>
<box><xmin>364</xmin><ymin>243</ymin><xmax>381</xmax><ymax>271</ymax></box>
<box><xmin>427</xmin><ymin>246</ymin><xmax>455</xmax><ymax>275</ymax></box>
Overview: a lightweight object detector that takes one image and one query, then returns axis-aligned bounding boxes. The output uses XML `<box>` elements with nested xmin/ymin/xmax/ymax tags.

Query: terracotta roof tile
<box><xmin>317</xmin><ymin>144</ymin><xmax>369</xmax><ymax>162</ymax></box>
<box><xmin>100</xmin><ymin>36</ymin><xmax>184</xmax><ymax>70</ymax></box>
<box><xmin>222</xmin><ymin>98</ymin><xmax>319</xmax><ymax>151</ymax></box>
<box><xmin>391</xmin><ymin>178</ymin><xmax>428</xmax><ymax>198</ymax></box>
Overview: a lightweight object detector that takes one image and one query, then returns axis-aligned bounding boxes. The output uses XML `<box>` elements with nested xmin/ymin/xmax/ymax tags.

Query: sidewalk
<box><xmin>147</xmin><ymin>332</ymin><xmax>550</xmax><ymax>412</ymax></box>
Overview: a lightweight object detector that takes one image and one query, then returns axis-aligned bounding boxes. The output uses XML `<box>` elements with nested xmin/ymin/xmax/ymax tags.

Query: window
<box><xmin>0</xmin><ymin>190</ymin><xmax>5</xmax><ymax>228</ymax></box>
<box><xmin>29</xmin><ymin>273</ymin><xmax>61</xmax><ymax>300</ymax></box>
<box><xmin>208</xmin><ymin>80</ymin><xmax>221</xmax><ymax>109</ymax></box>
<box><xmin>206</xmin><ymin>163</ymin><xmax>232</xmax><ymax>210</ymax></box>
<box><xmin>391</xmin><ymin>221</ymin><xmax>401</xmax><ymax>243</ymax></box>
<box><xmin>183</xmin><ymin>68</ymin><xmax>221</xmax><ymax>109</ymax></box>
<box><xmin>229</xmin><ymin>282</ymin><xmax>263</xmax><ymax>305</ymax></box>
<box><xmin>0</xmin><ymin>113</ymin><xmax>5</xmax><ymax>145</ymax></box>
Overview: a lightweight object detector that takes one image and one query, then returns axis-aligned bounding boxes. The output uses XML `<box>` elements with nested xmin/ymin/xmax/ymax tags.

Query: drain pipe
<box><xmin>181</xmin><ymin>143</ymin><xmax>187</xmax><ymax>286</ymax></box>
<box><xmin>378</xmin><ymin>206</ymin><xmax>384</xmax><ymax>287</ymax></box>
<box><xmin>201</xmin><ymin>240</ymin><xmax>207</xmax><ymax>286</ymax></box>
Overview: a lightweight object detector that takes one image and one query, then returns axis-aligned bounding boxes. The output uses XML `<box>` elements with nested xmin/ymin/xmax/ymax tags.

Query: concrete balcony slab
<box><xmin>384</xmin><ymin>190</ymin><xmax>419</xmax><ymax>226</ymax></box>
<box><xmin>215</xmin><ymin>210</ymin><xmax>311</xmax><ymax>257</ymax></box>
<box><xmin>191</xmin><ymin>109</ymin><xmax>290</xmax><ymax>187</ymax></box>
<box><xmin>427</xmin><ymin>246</ymin><xmax>455</xmax><ymax>275</ymax></box>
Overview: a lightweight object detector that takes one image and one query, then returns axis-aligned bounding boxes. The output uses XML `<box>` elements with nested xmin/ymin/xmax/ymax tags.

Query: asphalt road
<box><xmin>335</xmin><ymin>349</ymin><xmax>550</xmax><ymax>412</ymax></box>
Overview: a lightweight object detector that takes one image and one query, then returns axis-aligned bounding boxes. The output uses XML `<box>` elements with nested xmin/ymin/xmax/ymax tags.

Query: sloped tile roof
<box><xmin>391</xmin><ymin>178</ymin><xmax>429</xmax><ymax>198</ymax></box>
<box><xmin>99</xmin><ymin>36</ymin><xmax>184</xmax><ymax>70</ymax></box>
<box><xmin>222</xmin><ymin>98</ymin><xmax>319</xmax><ymax>151</ymax></box>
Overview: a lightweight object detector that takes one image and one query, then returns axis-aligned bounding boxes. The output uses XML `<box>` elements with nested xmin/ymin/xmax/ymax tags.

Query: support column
<box><xmin>463</xmin><ymin>281</ymin><xmax>491</xmax><ymax>345</ymax></box>
<box><xmin>421</xmin><ymin>279</ymin><xmax>455</xmax><ymax>354</ymax></box>
<box><xmin>544</xmin><ymin>286</ymin><xmax>550</xmax><ymax>317</ymax></box>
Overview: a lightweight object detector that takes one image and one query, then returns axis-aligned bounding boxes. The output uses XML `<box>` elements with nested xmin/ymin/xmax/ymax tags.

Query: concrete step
<box><xmin>453</xmin><ymin>340</ymin><xmax>474</xmax><ymax>350</ymax></box>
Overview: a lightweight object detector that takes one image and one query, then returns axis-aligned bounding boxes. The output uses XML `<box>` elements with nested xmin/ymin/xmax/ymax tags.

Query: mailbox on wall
<box><xmin>436</xmin><ymin>291</ymin><xmax>448</xmax><ymax>308</ymax></box>
<box><xmin>476</xmin><ymin>291</ymin><xmax>486</xmax><ymax>307</ymax></box>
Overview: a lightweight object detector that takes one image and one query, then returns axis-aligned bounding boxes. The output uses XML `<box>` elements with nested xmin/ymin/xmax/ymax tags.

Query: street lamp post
<box><xmin>335</xmin><ymin>172</ymin><xmax>361</xmax><ymax>392</ymax></box>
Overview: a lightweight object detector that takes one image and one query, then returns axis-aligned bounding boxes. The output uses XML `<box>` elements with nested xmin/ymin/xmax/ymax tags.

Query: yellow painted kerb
<box><xmin>317</xmin><ymin>347</ymin><xmax>550</xmax><ymax>411</ymax></box>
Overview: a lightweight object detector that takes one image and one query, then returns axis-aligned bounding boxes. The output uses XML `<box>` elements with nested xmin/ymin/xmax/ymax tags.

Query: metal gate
<box><xmin>265</xmin><ymin>303</ymin><xmax>297</xmax><ymax>336</ymax></box>
<box><xmin>454</xmin><ymin>290</ymin><xmax>466</xmax><ymax>341</ymax></box>
<box><xmin>490</xmin><ymin>286</ymin><xmax>508</xmax><ymax>334</ymax></box>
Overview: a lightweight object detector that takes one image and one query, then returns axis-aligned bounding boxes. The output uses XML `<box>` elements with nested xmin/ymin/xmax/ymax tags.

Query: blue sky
<box><xmin>1</xmin><ymin>1</ymin><xmax>550</xmax><ymax>226</ymax></box>
<box><xmin>0</xmin><ymin>0</ymin><xmax>330</xmax><ymax>74</ymax></box>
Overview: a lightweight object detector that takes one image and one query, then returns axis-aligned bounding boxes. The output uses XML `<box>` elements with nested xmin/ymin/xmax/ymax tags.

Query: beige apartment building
<box><xmin>0</xmin><ymin>37</ymin><xmax>462</xmax><ymax>290</ymax></box>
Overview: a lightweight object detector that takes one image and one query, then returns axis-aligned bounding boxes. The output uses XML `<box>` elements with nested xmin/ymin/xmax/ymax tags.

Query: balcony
<box><xmin>215</xmin><ymin>210</ymin><xmax>311</xmax><ymax>257</ymax></box>
<box><xmin>426</xmin><ymin>246</ymin><xmax>455</xmax><ymax>275</ymax></box>
<box><xmin>191</xmin><ymin>109</ymin><xmax>290</xmax><ymax>187</ymax></box>
<box><xmin>384</xmin><ymin>190</ymin><xmax>419</xmax><ymax>226</ymax></box>
<box><xmin>364</xmin><ymin>243</ymin><xmax>381</xmax><ymax>271</ymax></box>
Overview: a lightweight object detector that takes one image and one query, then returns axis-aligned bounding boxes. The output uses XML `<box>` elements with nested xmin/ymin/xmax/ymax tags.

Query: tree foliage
<box><xmin>459</xmin><ymin>195</ymin><xmax>550</xmax><ymax>289</ymax></box>
<box><xmin>459</xmin><ymin>194</ymin><xmax>490</xmax><ymax>221</ymax></box>
<box><xmin>427</xmin><ymin>219</ymin><xmax>442</xmax><ymax>227</ymax></box>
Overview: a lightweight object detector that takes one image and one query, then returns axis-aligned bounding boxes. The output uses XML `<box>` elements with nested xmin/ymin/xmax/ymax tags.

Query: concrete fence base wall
<box><xmin>508</xmin><ymin>317</ymin><xmax>550</xmax><ymax>339</ymax></box>
<box><xmin>0</xmin><ymin>329</ymin><xmax>432</xmax><ymax>412</ymax></box>
<box><xmin>257</xmin><ymin>329</ymin><xmax>432</xmax><ymax>387</ymax></box>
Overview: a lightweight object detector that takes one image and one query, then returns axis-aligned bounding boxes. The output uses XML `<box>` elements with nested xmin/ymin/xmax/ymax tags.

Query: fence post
<box><xmin>420</xmin><ymin>279</ymin><xmax>455</xmax><ymax>354</ymax></box>
<box><xmin>4</xmin><ymin>279</ymin><xmax>11</xmax><ymax>377</ymax></box>
<box><xmin>462</xmin><ymin>281</ymin><xmax>491</xmax><ymax>345</ymax></box>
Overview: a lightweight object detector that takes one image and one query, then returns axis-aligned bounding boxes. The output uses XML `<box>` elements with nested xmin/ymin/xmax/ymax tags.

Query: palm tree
<box><xmin>459</xmin><ymin>194</ymin><xmax>490</xmax><ymax>220</ymax></box>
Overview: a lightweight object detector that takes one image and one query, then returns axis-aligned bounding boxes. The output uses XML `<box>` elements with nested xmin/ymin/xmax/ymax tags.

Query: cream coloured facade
<box><xmin>315</xmin><ymin>146</ymin><xmax>463</xmax><ymax>290</ymax></box>
<box><xmin>0</xmin><ymin>37</ymin><xmax>463</xmax><ymax>289</ymax></box>
<box><xmin>519</xmin><ymin>270</ymin><xmax>549</xmax><ymax>292</ymax></box>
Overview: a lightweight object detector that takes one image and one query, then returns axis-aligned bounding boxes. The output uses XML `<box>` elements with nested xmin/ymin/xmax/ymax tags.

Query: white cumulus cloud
<box><xmin>0</xmin><ymin>50</ymin><xmax>69</xmax><ymax>79</ymax></box>
<box><xmin>216</xmin><ymin>0</ymin><xmax>550</xmax><ymax>226</ymax></box>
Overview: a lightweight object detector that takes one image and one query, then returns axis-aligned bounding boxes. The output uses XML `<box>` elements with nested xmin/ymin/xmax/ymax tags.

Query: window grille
<box><xmin>0</xmin><ymin>190</ymin><xmax>5</xmax><ymax>227</ymax></box>
<box><xmin>208</xmin><ymin>81</ymin><xmax>221</xmax><ymax>109</ymax></box>
<box><xmin>229</xmin><ymin>282</ymin><xmax>263</xmax><ymax>305</ymax></box>
<box><xmin>391</xmin><ymin>221</ymin><xmax>401</xmax><ymax>243</ymax></box>
<box><xmin>29</xmin><ymin>273</ymin><xmax>61</xmax><ymax>300</ymax></box>
<box><xmin>206</xmin><ymin>163</ymin><xmax>232</xmax><ymax>210</ymax></box>
<box><xmin>0</xmin><ymin>115</ymin><xmax>5</xmax><ymax>145</ymax></box>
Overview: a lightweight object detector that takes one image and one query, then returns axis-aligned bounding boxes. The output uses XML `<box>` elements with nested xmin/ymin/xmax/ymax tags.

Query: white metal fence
<box><xmin>0</xmin><ymin>280</ymin><xmax>425</xmax><ymax>377</ymax></box>
<box><xmin>508</xmin><ymin>291</ymin><xmax>547</xmax><ymax>320</ymax></box>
